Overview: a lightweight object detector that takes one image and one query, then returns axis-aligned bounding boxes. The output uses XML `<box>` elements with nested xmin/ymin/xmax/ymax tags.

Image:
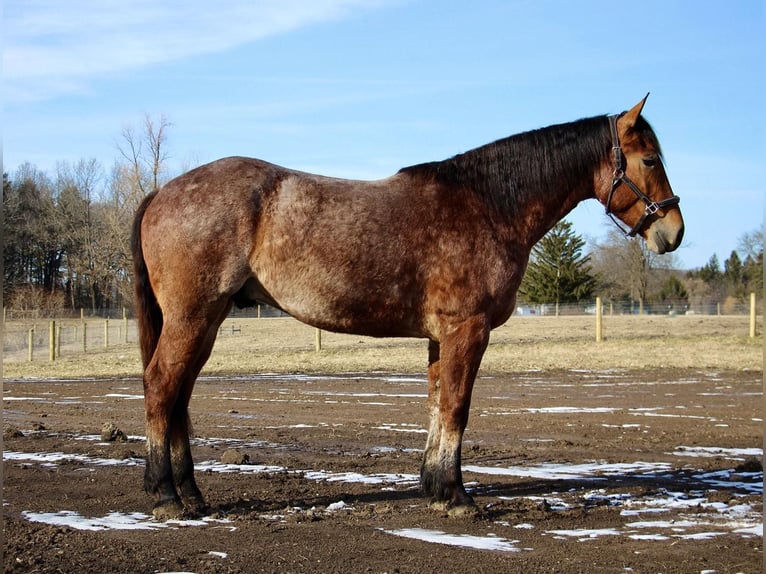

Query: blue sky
<box><xmin>4</xmin><ymin>0</ymin><xmax>763</xmax><ymax>269</ymax></box>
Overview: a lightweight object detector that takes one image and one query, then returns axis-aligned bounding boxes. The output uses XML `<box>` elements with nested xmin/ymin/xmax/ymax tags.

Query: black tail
<box><xmin>131</xmin><ymin>191</ymin><xmax>163</xmax><ymax>369</ymax></box>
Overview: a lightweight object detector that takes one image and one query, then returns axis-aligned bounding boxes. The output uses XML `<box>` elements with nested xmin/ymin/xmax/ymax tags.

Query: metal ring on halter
<box><xmin>605</xmin><ymin>114</ymin><xmax>680</xmax><ymax>238</ymax></box>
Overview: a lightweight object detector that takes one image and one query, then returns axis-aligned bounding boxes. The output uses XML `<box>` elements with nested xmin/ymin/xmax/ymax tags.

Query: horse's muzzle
<box><xmin>646</xmin><ymin>217</ymin><xmax>684</xmax><ymax>254</ymax></box>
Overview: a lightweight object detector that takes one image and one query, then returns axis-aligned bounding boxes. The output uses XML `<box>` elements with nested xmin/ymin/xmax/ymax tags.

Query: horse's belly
<box><xmin>257</xmin><ymin>271</ymin><xmax>424</xmax><ymax>338</ymax></box>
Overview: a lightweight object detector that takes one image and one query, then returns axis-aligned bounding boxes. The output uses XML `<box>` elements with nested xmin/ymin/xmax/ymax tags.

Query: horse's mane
<box><xmin>398</xmin><ymin>114</ymin><xmax>658</xmax><ymax>217</ymax></box>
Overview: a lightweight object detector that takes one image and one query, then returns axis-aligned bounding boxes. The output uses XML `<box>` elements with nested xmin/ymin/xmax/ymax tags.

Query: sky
<box><xmin>3</xmin><ymin>0</ymin><xmax>764</xmax><ymax>269</ymax></box>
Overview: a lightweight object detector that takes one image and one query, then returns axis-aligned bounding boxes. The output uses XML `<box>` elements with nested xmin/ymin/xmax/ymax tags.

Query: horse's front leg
<box><xmin>422</xmin><ymin>339</ymin><xmax>443</xmax><ymax>497</ymax></box>
<box><xmin>421</xmin><ymin>316</ymin><xmax>490</xmax><ymax>514</ymax></box>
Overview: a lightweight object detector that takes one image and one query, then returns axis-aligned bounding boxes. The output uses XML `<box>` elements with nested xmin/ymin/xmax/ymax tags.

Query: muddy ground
<box><xmin>3</xmin><ymin>369</ymin><xmax>763</xmax><ymax>573</ymax></box>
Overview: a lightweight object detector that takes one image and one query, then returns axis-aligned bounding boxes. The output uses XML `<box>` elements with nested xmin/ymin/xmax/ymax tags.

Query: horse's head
<box><xmin>600</xmin><ymin>95</ymin><xmax>684</xmax><ymax>254</ymax></box>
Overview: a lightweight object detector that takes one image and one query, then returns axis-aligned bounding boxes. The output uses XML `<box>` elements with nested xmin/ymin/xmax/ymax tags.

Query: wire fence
<box><xmin>2</xmin><ymin>295</ymin><xmax>760</xmax><ymax>364</ymax></box>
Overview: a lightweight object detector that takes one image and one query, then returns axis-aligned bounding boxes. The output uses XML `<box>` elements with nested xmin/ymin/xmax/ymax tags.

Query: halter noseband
<box><xmin>605</xmin><ymin>113</ymin><xmax>680</xmax><ymax>237</ymax></box>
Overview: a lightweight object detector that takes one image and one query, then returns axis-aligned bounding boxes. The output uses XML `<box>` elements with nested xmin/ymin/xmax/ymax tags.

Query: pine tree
<box><xmin>520</xmin><ymin>220</ymin><xmax>597</xmax><ymax>311</ymax></box>
<box><xmin>723</xmin><ymin>250</ymin><xmax>743</xmax><ymax>296</ymax></box>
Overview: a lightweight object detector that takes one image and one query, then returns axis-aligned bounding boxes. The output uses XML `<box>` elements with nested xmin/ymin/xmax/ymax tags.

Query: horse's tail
<box><xmin>131</xmin><ymin>191</ymin><xmax>163</xmax><ymax>369</ymax></box>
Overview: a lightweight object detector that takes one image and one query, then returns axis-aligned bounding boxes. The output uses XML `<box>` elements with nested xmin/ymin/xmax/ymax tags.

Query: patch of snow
<box><xmin>20</xmin><ymin>510</ymin><xmax>232</xmax><ymax>531</ymax></box>
<box><xmin>4</xmin><ymin>451</ymin><xmax>141</xmax><ymax>467</ymax></box>
<box><xmin>374</xmin><ymin>423</ymin><xmax>428</xmax><ymax>434</ymax></box>
<box><xmin>326</xmin><ymin>501</ymin><xmax>351</xmax><ymax>512</ymax></box>
<box><xmin>670</xmin><ymin>446</ymin><xmax>763</xmax><ymax>460</ymax></box>
<box><xmin>302</xmin><ymin>470</ymin><xmax>419</xmax><ymax>486</ymax></box>
<box><xmin>463</xmin><ymin>461</ymin><xmax>673</xmax><ymax>481</ymax></box>
<box><xmin>381</xmin><ymin>528</ymin><xmax>522</xmax><ymax>552</ymax></box>
<box><xmin>546</xmin><ymin>528</ymin><xmax>622</xmax><ymax>540</ymax></box>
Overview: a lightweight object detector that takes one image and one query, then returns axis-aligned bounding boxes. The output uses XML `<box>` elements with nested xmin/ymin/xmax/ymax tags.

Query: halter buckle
<box><xmin>645</xmin><ymin>202</ymin><xmax>660</xmax><ymax>216</ymax></box>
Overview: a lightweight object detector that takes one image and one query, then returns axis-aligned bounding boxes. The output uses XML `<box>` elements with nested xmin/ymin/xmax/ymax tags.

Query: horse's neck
<box><xmin>455</xmin><ymin>140</ymin><xmax>602</xmax><ymax>248</ymax></box>
<box><xmin>523</xmin><ymin>177</ymin><xmax>596</xmax><ymax>248</ymax></box>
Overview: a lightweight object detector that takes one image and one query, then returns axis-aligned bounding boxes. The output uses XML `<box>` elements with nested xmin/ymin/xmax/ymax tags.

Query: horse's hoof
<box><xmin>182</xmin><ymin>495</ymin><xmax>208</xmax><ymax>516</ymax></box>
<box><xmin>428</xmin><ymin>498</ymin><xmax>479</xmax><ymax>517</ymax></box>
<box><xmin>447</xmin><ymin>502</ymin><xmax>479</xmax><ymax>518</ymax></box>
<box><xmin>152</xmin><ymin>500</ymin><xmax>185</xmax><ymax>521</ymax></box>
<box><xmin>428</xmin><ymin>499</ymin><xmax>450</xmax><ymax>513</ymax></box>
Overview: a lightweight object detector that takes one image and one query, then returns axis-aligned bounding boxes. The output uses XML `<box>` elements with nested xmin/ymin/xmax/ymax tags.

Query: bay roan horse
<box><xmin>132</xmin><ymin>96</ymin><xmax>684</xmax><ymax>519</ymax></box>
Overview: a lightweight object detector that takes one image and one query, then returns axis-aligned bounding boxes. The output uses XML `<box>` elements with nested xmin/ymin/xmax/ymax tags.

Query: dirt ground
<box><xmin>3</xmin><ymin>368</ymin><xmax>762</xmax><ymax>573</ymax></box>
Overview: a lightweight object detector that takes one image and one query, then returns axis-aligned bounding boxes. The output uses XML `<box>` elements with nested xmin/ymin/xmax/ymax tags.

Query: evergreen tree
<box><xmin>723</xmin><ymin>250</ymin><xmax>743</xmax><ymax>298</ymax></box>
<box><xmin>697</xmin><ymin>254</ymin><xmax>722</xmax><ymax>284</ymax></box>
<box><xmin>520</xmin><ymin>220</ymin><xmax>596</xmax><ymax>309</ymax></box>
<box><xmin>658</xmin><ymin>275</ymin><xmax>688</xmax><ymax>310</ymax></box>
<box><xmin>742</xmin><ymin>252</ymin><xmax>763</xmax><ymax>297</ymax></box>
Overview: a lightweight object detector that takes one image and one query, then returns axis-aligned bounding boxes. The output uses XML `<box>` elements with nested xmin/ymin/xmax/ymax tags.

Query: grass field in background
<box><xmin>3</xmin><ymin>314</ymin><xmax>761</xmax><ymax>380</ymax></box>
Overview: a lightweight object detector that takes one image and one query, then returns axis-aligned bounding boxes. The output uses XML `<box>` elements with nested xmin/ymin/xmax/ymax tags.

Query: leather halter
<box><xmin>605</xmin><ymin>114</ymin><xmax>680</xmax><ymax>237</ymax></box>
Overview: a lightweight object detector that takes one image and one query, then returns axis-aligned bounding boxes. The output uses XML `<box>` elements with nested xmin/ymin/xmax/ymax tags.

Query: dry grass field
<box><xmin>3</xmin><ymin>313</ymin><xmax>762</xmax><ymax>379</ymax></box>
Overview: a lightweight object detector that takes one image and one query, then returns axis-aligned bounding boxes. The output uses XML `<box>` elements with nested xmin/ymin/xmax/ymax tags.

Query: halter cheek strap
<box><xmin>606</xmin><ymin>114</ymin><xmax>680</xmax><ymax>238</ymax></box>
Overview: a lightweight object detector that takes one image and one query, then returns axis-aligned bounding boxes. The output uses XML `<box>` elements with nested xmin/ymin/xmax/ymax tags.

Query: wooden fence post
<box><xmin>49</xmin><ymin>320</ymin><xmax>56</xmax><ymax>361</ymax></box>
<box><xmin>595</xmin><ymin>296</ymin><xmax>603</xmax><ymax>342</ymax></box>
<box><xmin>315</xmin><ymin>328</ymin><xmax>322</xmax><ymax>352</ymax></box>
<box><xmin>28</xmin><ymin>328</ymin><xmax>34</xmax><ymax>362</ymax></box>
<box><xmin>750</xmin><ymin>292</ymin><xmax>757</xmax><ymax>338</ymax></box>
<box><xmin>82</xmin><ymin>322</ymin><xmax>87</xmax><ymax>353</ymax></box>
<box><xmin>104</xmin><ymin>319</ymin><xmax>109</xmax><ymax>349</ymax></box>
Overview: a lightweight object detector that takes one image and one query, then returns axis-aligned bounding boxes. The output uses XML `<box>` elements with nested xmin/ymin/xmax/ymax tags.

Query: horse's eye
<box><xmin>642</xmin><ymin>157</ymin><xmax>658</xmax><ymax>168</ymax></box>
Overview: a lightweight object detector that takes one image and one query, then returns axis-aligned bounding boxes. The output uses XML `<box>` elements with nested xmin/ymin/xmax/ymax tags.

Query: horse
<box><xmin>131</xmin><ymin>95</ymin><xmax>684</xmax><ymax>519</ymax></box>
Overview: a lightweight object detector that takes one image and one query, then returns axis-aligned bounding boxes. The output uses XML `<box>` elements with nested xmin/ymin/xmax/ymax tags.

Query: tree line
<box><xmin>3</xmin><ymin>117</ymin><xmax>763</xmax><ymax>316</ymax></box>
<box><xmin>3</xmin><ymin>116</ymin><xmax>171</xmax><ymax>315</ymax></box>
<box><xmin>520</xmin><ymin>221</ymin><xmax>763</xmax><ymax>314</ymax></box>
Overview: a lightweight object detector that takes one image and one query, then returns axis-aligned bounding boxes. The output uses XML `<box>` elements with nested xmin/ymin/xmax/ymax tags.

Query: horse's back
<box><xmin>139</xmin><ymin>156</ymin><xmax>408</xmax><ymax>320</ymax></box>
<box><xmin>139</xmin><ymin>156</ymin><xmax>518</xmax><ymax>339</ymax></box>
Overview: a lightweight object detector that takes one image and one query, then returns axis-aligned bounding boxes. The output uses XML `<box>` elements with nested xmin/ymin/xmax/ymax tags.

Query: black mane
<box><xmin>399</xmin><ymin>115</ymin><xmax>616</xmax><ymax>216</ymax></box>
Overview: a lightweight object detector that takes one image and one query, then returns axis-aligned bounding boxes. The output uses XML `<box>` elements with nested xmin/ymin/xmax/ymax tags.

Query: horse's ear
<box><xmin>618</xmin><ymin>93</ymin><xmax>650</xmax><ymax>133</ymax></box>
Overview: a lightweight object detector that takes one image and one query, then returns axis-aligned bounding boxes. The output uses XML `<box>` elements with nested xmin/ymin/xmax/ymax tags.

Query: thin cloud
<box><xmin>4</xmin><ymin>0</ymin><xmax>387</xmax><ymax>102</ymax></box>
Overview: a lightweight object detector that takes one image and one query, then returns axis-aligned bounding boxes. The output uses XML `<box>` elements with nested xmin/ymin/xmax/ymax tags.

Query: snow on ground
<box><xmin>7</xmin><ymin>445</ymin><xmax>762</xmax><ymax>546</ymax></box>
<box><xmin>4</xmin><ymin>371</ymin><xmax>762</xmax><ymax>555</ymax></box>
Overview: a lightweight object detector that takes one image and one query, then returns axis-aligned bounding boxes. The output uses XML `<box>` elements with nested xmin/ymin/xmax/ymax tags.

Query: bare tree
<box><xmin>55</xmin><ymin>159</ymin><xmax>106</xmax><ymax>310</ymax></box>
<box><xmin>591</xmin><ymin>228</ymin><xmax>680</xmax><ymax>313</ymax></box>
<box><xmin>738</xmin><ymin>225</ymin><xmax>764</xmax><ymax>261</ymax></box>
<box><xmin>117</xmin><ymin>114</ymin><xmax>172</xmax><ymax>195</ymax></box>
<box><xmin>4</xmin><ymin>164</ymin><xmax>61</xmax><ymax>295</ymax></box>
<box><xmin>4</xmin><ymin>115</ymin><xmax>175</xmax><ymax>314</ymax></box>
<box><xmin>111</xmin><ymin>114</ymin><xmax>174</xmax><ymax>310</ymax></box>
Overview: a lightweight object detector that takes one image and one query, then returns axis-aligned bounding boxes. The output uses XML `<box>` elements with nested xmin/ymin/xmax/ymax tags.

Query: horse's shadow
<box><xmin>208</xmin><ymin>484</ymin><xmax>420</xmax><ymax>518</ymax></box>
<box><xmin>205</xmin><ymin>466</ymin><xmax>761</xmax><ymax>519</ymax></box>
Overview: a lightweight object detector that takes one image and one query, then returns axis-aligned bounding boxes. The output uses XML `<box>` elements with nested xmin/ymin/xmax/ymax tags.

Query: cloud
<box><xmin>4</xmin><ymin>0</ymin><xmax>387</xmax><ymax>102</ymax></box>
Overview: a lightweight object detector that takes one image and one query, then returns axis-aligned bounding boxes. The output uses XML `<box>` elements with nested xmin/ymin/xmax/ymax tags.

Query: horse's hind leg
<box><xmin>169</xmin><ymin>388</ymin><xmax>205</xmax><ymax>513</ymax></box>
<box><xmin>143</xmin><ymin>309</ymin><xmax>226</xmax><ymax>519</ymax></box>
<box><xmin>169</xmin><ymin>311</ymin><xmax>228</xmax><ymax>513</ymax></box>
